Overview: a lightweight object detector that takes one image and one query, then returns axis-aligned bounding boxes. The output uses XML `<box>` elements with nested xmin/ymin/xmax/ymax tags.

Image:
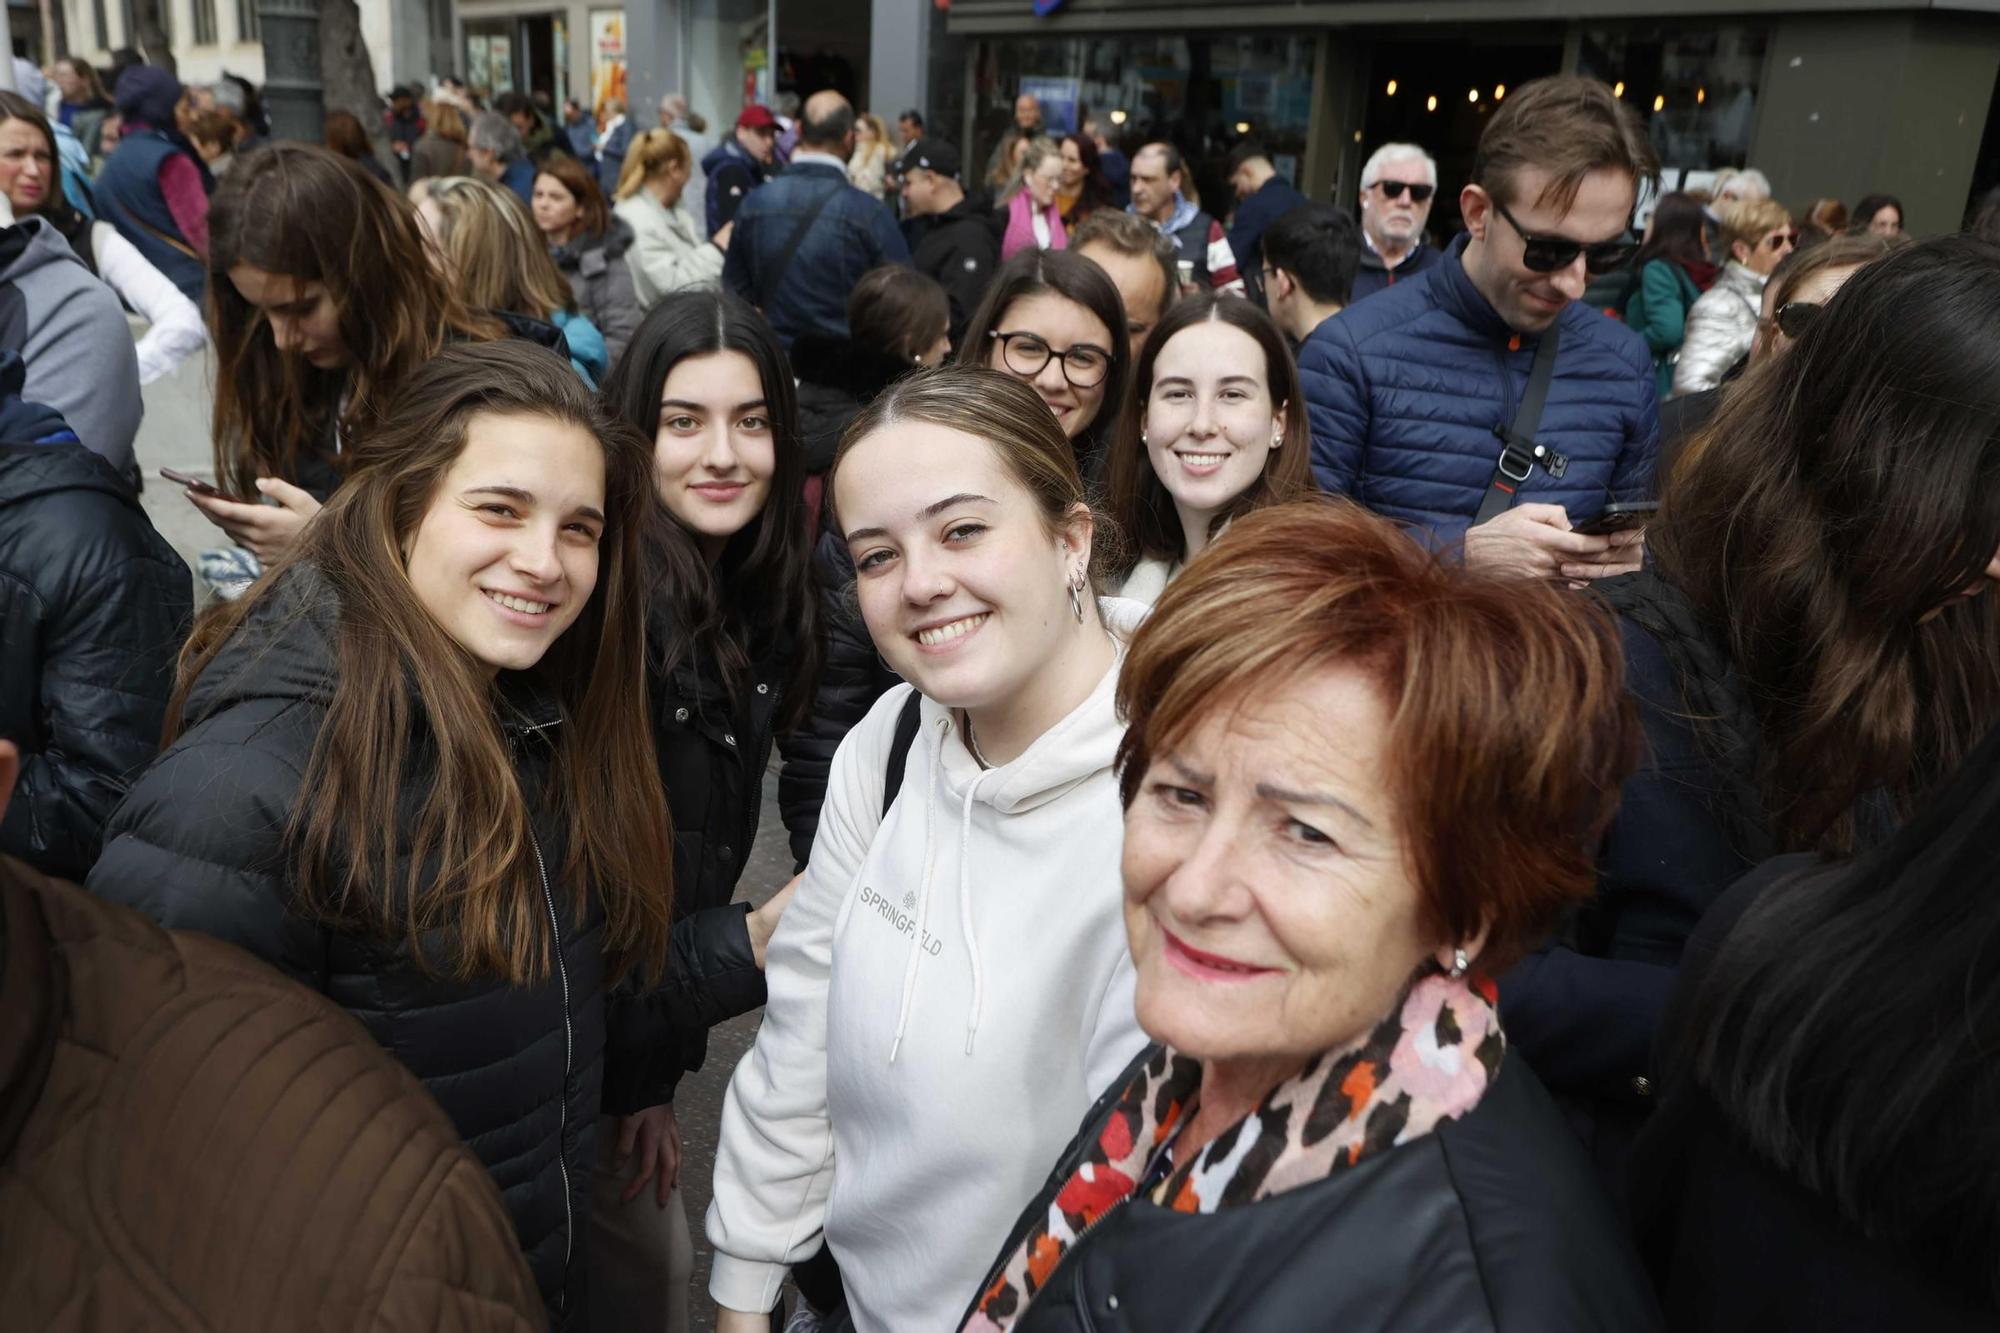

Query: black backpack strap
<box><xmin>1473</xmin><ymin>322</ymin><xmax>1564</xmax><ymax>527</ymax></box>
<box><xmin>882</xmin><ymin>691</ymin><xmax>924</xmax><ymax>819</ymax></box>
<box><xmin>759</xmin><ymin>179</ymin><xmax>843</xmax><ymax>310</ymax></box>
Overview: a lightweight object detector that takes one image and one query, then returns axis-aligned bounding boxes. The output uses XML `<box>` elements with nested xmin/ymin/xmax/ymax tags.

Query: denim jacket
<box><xmin>721</xmin><ymin>160</ymin><xmax>910</xmax><ymax>345</ymax></box>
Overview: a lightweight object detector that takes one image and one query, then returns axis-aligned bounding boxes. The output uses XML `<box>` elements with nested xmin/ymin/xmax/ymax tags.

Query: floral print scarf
<box><xmin>963</xmin><ymin>969</ymin><xmax>1506</xmax><ymax>1332</ymax></box>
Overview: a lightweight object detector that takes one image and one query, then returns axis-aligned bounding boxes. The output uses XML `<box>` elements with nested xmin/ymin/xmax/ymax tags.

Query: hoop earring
<box><xmin>1068</xmin><ymin>575</ymin><xmax>1086</xmax><ymax>624</ymax></box>
<box><xmin>1449</xmin><ymin>948</ymin><xmax>1469</xmax><ymax>979</ymax></box>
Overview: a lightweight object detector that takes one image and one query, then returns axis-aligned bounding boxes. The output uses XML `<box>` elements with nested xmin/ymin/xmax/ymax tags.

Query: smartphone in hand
<box><xmin>159</xmin><ymin>467</ymin><xmax>229</xmax><ymax>499</ymax></box>
<box><xmin>1573</xmin><ymin>500</ymin><xmax>1658</xmax><ymax>537</ymax></box>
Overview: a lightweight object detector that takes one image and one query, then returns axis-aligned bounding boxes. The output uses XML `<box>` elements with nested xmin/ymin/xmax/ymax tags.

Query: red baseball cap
<box><xmin>736</xmin><ymin>104</ymin><xmax>779</xmax><ymax>131</ymax></box>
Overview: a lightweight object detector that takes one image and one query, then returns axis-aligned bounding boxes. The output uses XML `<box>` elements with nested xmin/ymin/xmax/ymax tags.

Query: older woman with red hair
<box><xmin>960</xmin><ymin>499</ymin><xmax>1662</xmax><ymax>1331</ymax></box>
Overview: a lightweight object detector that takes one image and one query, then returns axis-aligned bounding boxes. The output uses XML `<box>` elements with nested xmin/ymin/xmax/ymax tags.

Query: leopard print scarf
<box><xmin>963</xmin><ymin>969</ymin><xmax>1505</xmax><ymax>1332</ymax></box>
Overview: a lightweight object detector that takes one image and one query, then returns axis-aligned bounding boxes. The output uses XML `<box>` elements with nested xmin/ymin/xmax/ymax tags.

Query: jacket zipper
<box><xmin>530</xmin><ymin>829</ymin><xmax>575</xmax><ymax>1311</ymax></box>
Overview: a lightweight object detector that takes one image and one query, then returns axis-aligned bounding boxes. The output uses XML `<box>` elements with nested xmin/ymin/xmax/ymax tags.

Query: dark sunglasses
<box><xmin>1761</xmin><ymin>230</ymin><xmax>1800</xmax><ymax>251</ymax></box>
<box><xmin>1491</xmin><ymin>196</ymin><xmax>1639</xmax><ymax>275</ymax></box>
<box><xmin>1372</xmin><ymin>180</ymin><xmax>1435</xmax><ymax>204</ymax></box>
<box><xmin>1774</xmin><ymin>300</ymin><xmax>1822</xmax><ymax>339</ymax></box>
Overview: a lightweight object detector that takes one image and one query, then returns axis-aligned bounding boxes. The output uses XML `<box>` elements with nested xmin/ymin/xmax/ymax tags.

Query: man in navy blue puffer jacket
<box><xmin>1301</xmin><ymin>76</ymin><xmax>1660</xmax><ymax>576</ymax></box>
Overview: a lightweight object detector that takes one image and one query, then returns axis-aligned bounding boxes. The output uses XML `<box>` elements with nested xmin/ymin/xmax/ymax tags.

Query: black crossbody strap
<box><xmin>881</xmin><ymin>691</ymin><xmax>924</xmax><ymax>819</ymax></box>
<box><xmin>759</xmin><ymin>180</ymin><xmax>843</xmax><ymax>310</ymax></box>
<box><xmin>1473</xmin><ymin>324</ymin><xmax>1563</xmax><ymax>526</ymax></box>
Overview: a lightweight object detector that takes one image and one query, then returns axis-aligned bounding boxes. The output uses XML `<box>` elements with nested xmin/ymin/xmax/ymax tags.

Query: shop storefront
<box><xmin>938</xmin><ymin>0</ymin><xmax>2000</xmax><ymax>235</ymax></box>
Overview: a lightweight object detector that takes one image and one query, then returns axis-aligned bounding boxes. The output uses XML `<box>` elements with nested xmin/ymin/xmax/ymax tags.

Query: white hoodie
<box><xmin>707</xmin><ymin>600</ymin><xmax>1150</xmax><ymax>1332</ymax></box>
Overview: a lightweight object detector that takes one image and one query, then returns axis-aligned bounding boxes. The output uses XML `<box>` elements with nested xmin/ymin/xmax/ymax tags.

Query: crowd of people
<box><xmin>3</xmin><ymin>45</ymin><xmax>1999</xmax><ymax>1333</ymax></box>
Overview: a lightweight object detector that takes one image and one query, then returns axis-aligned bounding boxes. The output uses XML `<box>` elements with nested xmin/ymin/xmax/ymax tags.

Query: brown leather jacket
<box><xmin>0</xmin><ymin>856</ymin><xmax>546</xmax><ymax>1332</ymax></box>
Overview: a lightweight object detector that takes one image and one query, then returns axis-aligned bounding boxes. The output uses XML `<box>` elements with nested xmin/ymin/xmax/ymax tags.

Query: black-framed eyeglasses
<box><xmin>1490</xmin><ymin>196</ymin><xmax>1639</xmax><ymax>275</ymax></box>
<box><xmin>1775</xmin><ymin>300</ymin><xmax>1822</xmax><ymax>339</ymax></box>
<box><xmin>988</xmin><ymin>330</ymin><xmax>1112</xmax><ymax>388</ymax></box>
<box><xmin>1370</xmin><ymin>179</ymin><xmax>1435</xmax><ymax>204</ymax></box>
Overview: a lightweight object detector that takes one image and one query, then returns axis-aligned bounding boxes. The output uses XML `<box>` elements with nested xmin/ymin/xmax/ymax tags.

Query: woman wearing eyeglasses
<box><xmin>1671</xmin><ymin>198</ymin><xmax>1795</xmax><ymax>396</ymax></box>
<box><xmin>958</xmin><ymin>249</ymin><xmax>1132</xmax><ymax>477</ymax></box>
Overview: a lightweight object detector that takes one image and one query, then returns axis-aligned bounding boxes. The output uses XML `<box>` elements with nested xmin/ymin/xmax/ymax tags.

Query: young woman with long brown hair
<box><xmin>1103</xmin><ymin>292</ymin><xmax>1314</xmax><ymax>604</ymax></box>
<box><xmin>1502</xmin><ymin>234</ymin><xmax>2000</xmax><ymax>1178</ymax></box>
<box><xmin>88</xmin><ymin>340</ymin><xmax>676</xmax><ymax>1329</ymax></box>
<box><xmin>590</xmin><ymin>290</ymin><xmax>821</xmax><ymax>1330</ymax></box>
<box><xmin>188</xmin><ymin>142</ymin><xmax>502</xmax><ymax>592</ymax></box>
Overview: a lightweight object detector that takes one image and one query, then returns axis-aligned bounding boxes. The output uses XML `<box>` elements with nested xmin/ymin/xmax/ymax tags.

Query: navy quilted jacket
<box><xmin>1299</xmin><ymin>235</ymin><xmax>1659</xmax><ymax>547</ymax></box>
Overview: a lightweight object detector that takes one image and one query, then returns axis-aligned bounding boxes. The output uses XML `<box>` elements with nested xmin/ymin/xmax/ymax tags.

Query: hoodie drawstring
<box><xmin>958</xmin><ymin>773</ymin><xmax>986</xmax><ymax>1056</ymax></box>
<box><xmin>889</xmin><ymin>716</ymin><xmax>951</xmax><ymax>1064</ymax></box>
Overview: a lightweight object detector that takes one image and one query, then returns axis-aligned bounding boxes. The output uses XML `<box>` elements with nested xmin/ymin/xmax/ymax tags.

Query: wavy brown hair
<box><xmin>1650</xmin><ymin>234</ymin><xmax>2000</xmax><ymax>853</ymax></box>
<box><xmin>168</xmin><ymin>340</ymin><xmax>673</xmax><ymax>985</ymax></box>
<box><xmin>1105</xmin><ymin>293</ymin><xmax>1313</xmax><ymax>580</ymax></box>
<box><xmin>1116</xmin><ymin>499</ymin><xmax>1640</xmax><ymax>972</ymax></box>
<box><xmin>421</xmin><ymin>174</ymin><xmax>577</xmax><ymax>320</ymax></box>
<box><xmin>207</xmin><ymin>142</ymin><xmax>503</xmax><ymax>499</ymax></box>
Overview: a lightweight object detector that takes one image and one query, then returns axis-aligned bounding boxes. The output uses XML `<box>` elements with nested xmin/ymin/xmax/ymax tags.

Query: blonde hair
<box><xmin>421</xmin><ymin>175</ymin><xmax>575</xmax><ymax>320</ymax></box>
<box><xmin>616</xmin><ymin>127</ymin><xmax>691</xmax><ymax>201</ymax></box>
<box><xmin>1003</xmin><ymin>136</ymin><xmax>1061</xmax><ymax>203</ymax></box>
<box><xmin>1722</xmin><ymin>197</ymin><xmax>1794</xmax><ymax>255</ymax></box>
<box><xmin>427</xmin><ymin>100</ymin><xmax>468</xmax><ymax>145</ymax></box>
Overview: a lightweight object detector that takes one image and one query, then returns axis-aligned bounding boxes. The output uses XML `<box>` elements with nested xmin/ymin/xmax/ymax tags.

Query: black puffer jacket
<box><xmin>609</xmin><ymin>596</ymin><xmax>792</xmax><ymax>1107</ymax></box>
<box><xmin>776</xmin><ymin>531</ymin><xmax>898</xmax><ymax>868</ymax></box>
<box><xmin>790</xmin><ymin>333</ymin><xmax>915</xmax><ymax>476</ymax></box>
<box><xmin>0</xmin><ymin>442</ymin><xmax>190</xmax><ymax>879</ymax></box>
<box><xmin>1502</xmin><ymin>570</ymin><xmax>1765</xmax><ymax>1175</ymax></box>
<box><xmin>85</xmin><ymin>568</ymin><xmax>664</xmax><ymax>1328</ymax></box>
<box><xmin>971</xmin><ymin>1048</ymin><xmax>1663</xmax><ymax>1332</ymax></box>
<box><xmin>550</xmin><ymin>220</ymin><xmax>644</xmax><ymax>369</ymax></box>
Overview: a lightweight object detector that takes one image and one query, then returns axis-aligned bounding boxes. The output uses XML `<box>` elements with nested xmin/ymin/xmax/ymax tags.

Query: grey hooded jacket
<box><xmin>0</xmin><ymin>216</ymin><xmax>141</xmax><ymax>480</ymax></box>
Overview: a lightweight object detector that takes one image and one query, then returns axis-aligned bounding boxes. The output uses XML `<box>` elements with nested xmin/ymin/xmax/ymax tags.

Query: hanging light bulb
<box><xmin>1697</xmin><ymin>86</ymin><xmax>1707</xmax><ymax>104</ymax></box>
<box><xmin>1386</xmin><ymin>78</ymin><xmax>1398</xmax><ymax>96</ymax></box>
<box><xmin>1653</xmin><ymin>93</ymin><xmax>1665</xmax><ymax>112</ymax></box>
<box><xmin>1109</xmin><ymin>109</ymin><xmax>1128</xmax><ymax>125</ymax></box>
<box><xmin>1614</xmin><ymin>80</ymin><xmax>1626</xmax><ymax>98</ymax></box>
<box><xmin>1426</xmin><ymin>94</ymin><xmax>1438</xmax><ymax>112</ymax></box>
<box><xmin>1468</xmin><ymin>88</ymin><xmax>1479</xmax><ymax>103</ymax></box>
<box><xmin>1235</xmin><ymin>120</ymin><xmax>1251</xmax><ymax>134</ymax></box>
<box><xmin>1494</xmin><ymin>84</ymin><xmax>1506</xmax><ymax>100</ymax></box>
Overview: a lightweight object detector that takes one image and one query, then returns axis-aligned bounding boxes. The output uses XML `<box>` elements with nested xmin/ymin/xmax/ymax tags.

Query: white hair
<box><xmin>1718</xmin><ymin>167</ymin><xmax>1771</xmax><ymax>202</ymax></box>
<box><xmin>1361</xmin><ymin>142</ymin><xmax>1437</xmax><ymax>189</ymax></box>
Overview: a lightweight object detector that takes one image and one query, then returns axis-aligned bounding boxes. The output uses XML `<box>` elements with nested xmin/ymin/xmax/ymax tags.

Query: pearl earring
<box><xmin>1449</xmin><ymin>948</ymin><xmax>1469</xmax><ymax>979</ymax></box>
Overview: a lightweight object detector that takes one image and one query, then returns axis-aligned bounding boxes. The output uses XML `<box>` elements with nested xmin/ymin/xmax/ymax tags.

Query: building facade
<box><xmin>932</xmin><ymin>0</ymin><xmax>2000</xmax><ymax>235</ymax></box>
<box><xmin>46</xmin><ymin>0</ymin><xmax>438</xmax><ymax>94</ymax></box>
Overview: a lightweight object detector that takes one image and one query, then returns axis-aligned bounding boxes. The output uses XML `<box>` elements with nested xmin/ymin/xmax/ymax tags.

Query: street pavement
<box><xmin>130</xmin><ymin>344</ymin><xmax>792</xmax><ymax>1333</ymax></box>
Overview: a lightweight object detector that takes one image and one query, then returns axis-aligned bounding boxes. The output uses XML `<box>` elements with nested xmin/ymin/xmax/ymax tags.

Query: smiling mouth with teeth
<box><xmin>1176</xmin><ymin>452</ymin><xmax>1228</xmax><ymax>465</ymax></box>
<box><xmin>915</xmin><ymin>612</ymin><xmax>989</xmax><ymax>647</ymax></box>
<box><xmin>486</xmin><ymin>590</ymin><xmax>554</xmax><ymax>616</ymax></box>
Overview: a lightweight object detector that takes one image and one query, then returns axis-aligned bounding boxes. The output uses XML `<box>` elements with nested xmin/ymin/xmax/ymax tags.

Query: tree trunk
<box><xmin>319</xmin><ymin>0</ymin><xmax>388</xmax><ymax>165</ymax></box>
<box><xmin>130</xmin><ymin>0</ymin><xmax>176</xmax><ymax>74</ymax></box>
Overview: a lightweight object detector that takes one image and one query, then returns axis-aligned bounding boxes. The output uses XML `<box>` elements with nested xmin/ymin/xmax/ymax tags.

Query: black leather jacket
<box><xmin>967</xmin><ymin>1046</ymin><xmax>1663</xmax><ymax>1332</ymax></box>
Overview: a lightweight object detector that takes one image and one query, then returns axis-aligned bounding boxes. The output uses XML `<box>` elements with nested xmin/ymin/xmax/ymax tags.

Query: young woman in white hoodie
<box><xmin>708</xmin><ymin>366</ymin><xmax>1149</xmax><ymax>1333</ymax></box>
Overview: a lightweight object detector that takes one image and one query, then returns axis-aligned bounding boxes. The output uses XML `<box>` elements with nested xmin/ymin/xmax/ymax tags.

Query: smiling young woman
<box><xmin>593</xmin><ymin>291</ymin><xmax>823</xmax><ymax>1328</ymax></box>
<box><xmin>87</xmin><ymin>341</ymin><xmax>675</xmax><ymax>1329</ymax></box>
<box><xmin>705</xmin><ymin>367</ymin><xmax>1149</xmax><ymax>1333</ymax></box>
<box><xmin>1105</xmin><ymin>293</ymin><xmax>1314</xmax><ymax>604</ymax></box>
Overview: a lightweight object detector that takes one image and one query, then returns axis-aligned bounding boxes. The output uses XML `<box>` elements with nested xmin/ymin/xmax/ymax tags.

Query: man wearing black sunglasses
<box><xmin>1299</xmin><ymin>75</ymin><xmax>1662</xmax><ymax>580</ymax></box>
<box><xmin>1351</xmin><ymin>143</ymin><xmax>1444</xmax><ymax>303</ymax></box>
